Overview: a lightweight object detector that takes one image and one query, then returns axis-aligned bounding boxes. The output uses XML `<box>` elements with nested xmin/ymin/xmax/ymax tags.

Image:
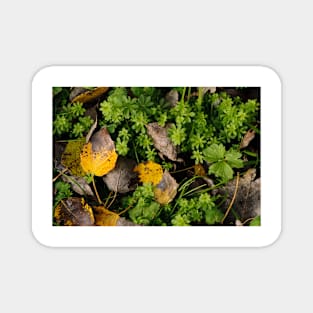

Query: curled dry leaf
<box><xmin>240</xmin><ymin>129</ymin><xmax>256</xmax><ymax>149</ymax></box>
<box><xmin>103</xmin><ymin>157</ymin><xmax>137</xmax><ymax>193</ymax></box>
<box><xmin>146</xmin><ymin>122</ymin><xmax>179</xmax><ymax>161</ymax></box>
<box><xmin>212</xmin><ymin>168</ymin><xmax>260</xmax><ymax>223</ymax></box>
<box><xmin>80</xmin><ymin>127</ymin><xmax>118</xmax><ymax>177</ymax></box>
<box><xmin>54</xmin><ymin>197</ymin><xmax>95</xmax><ymax>226</ymax></box>
<box><xmin>133</xmin><ymin>160</ymin><xmax>163</xmax><ymax>186</ymax></box>
<box><xmin>70</xmin><ymin>87</ymin><xmax>109</xmax><ymax>103</ymax></box>
<box><xmin>154</xmin><ymin>170</ymin><xmax>179</xmax><ymax>205</ymax></box>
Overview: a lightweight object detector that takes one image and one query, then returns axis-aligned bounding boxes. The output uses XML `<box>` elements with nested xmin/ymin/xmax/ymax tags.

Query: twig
<box><xmin>52</xmin><ymin>167</ymin><xmax>68</xmax><ymax>182</ymax></box>
<box><xmin>221</xmin><ymin>172</ymin><xmax>240</xmax><ymax>224</ymax></box>
<box><xmin>92</xmin><ymin>175</ymin><xmax>102</xmax><ymax>204</ymax></box>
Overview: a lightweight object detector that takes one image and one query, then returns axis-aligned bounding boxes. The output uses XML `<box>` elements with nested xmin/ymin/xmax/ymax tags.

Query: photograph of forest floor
<box><xmin>53</xmin><ymin>86</ymin><xmax>260</xmax><ymax>226</ymax></box>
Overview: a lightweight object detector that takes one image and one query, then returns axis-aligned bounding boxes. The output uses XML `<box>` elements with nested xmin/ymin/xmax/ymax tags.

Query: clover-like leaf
<box><xmin>224</xmin><ymin>150</ymin><xmax>244</xmax><ymax>168</ymax></box>
<box><xmin>208</xmin><ymin>161</ymin><xmax>233</xmax><ymax>181</ymax></box>
<box><xmin>203</xmin><ymin>143</ymin><xmax>226</xmax><ymax>162</ymax></box>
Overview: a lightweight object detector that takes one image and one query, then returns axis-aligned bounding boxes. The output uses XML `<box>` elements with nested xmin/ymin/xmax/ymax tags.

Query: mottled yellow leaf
<box><xmin>133</xmin><ymin>161</ymin><xmax>163</xmax><ymax>186</ymax></box>
<box><xmin>61</xmin><ymin>138</ymin><xmax>86</xmax><ymax>177</ymax></box>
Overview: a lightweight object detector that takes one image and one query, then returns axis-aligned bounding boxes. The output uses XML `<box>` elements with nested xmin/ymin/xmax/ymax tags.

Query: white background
<box><xmin>0</xmin><ymin>1</ymin><xmax>311</xmax><ymax>312</ymax></box>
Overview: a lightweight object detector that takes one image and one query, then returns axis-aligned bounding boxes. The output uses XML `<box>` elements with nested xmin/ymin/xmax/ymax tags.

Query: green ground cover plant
<box><xmin>53</xmin><ymin>87</ymin><xmax>260</xmax><ymax>226</ymax></box>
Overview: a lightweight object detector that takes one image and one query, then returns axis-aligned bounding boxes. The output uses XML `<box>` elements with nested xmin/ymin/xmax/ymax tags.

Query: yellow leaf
<box><xmin>80</xmin><ymin>142</ymin><xmax>118</xmax><ymax>176</ymax></box>
<box><xmin>133</xmin><ymin>161</ymin><xmax>163</xmax><ymax>186</ymax></box>
<box><xmin>80</xmin><ymin>127</ymin><xmax>118</xmax><ymax>177</ymax></box>
<box><xmin>194</xmin><ymin>164</ymin><xmax>206</xmax><ymax>176</ymax></box>
<box><xmin>93</xmin><ymin>206</ymin><xmax>120</xmax><ymax>226</ymax></box>
<box><xmin>71</xmin><ymin>87</ymin><xmax>109</xmax><ymax>103</ymax></box>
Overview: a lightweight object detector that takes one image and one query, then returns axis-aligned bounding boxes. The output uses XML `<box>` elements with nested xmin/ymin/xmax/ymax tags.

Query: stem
<box><xmin>92</xmin><ymin>174</ymin><xmax>102</xmax><ymax>204</ymax></box>
<box><xmin>52</xmin><ymin>167</ymin><xmax>68</xmax><ymax>182</ymax></box>
<box><xmin>221</xmin><ymin>172</ymin><xmax>240</xmax><ymax>224</ymax></box>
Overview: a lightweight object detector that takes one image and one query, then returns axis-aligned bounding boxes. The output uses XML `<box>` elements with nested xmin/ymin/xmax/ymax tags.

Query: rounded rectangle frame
<box><xmin>32</xmin><ymin>65</ymin><xmax>281</xmax><ymax>247</ymax></box>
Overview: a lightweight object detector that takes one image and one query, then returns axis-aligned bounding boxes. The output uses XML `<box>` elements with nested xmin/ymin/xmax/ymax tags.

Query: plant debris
<box><xmin>53</xmin><ymin>87</ymin><xmax>261</xmax><ymax>226</ymax></box>
<box><xmin>103</xmin><ymin>157</ymin><xmax>137</xmax><ymax>193</ymax></box>
<box><xmin>146</xmin><ymin>122</ymin><xmax>180</xmax><ymax>161</ymax></box>
<box><xmin>212</xmin><ymin>168</ymin><xmax>260</xmax><ymax>224</ymax></box>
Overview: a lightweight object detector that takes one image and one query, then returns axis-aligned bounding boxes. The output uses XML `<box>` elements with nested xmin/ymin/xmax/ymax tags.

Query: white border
<box><xmin>32</xmin><ymin>66</ymin><xmax>281</xmax><ymax>247</ymax></box>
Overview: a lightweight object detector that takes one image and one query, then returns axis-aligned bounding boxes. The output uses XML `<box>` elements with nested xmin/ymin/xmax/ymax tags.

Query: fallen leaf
<box><xmin>103</xmin><ymin>157</ymin><xmax>137</xmax><ymax>193</ymax></box>
<box><xmin>154</xmin><ymin>171</ymin><xmax>179</xmax><ymax>205</ymax></box>
<box><xmin>61</xmin><ymin>138</ymin><xmax>86</xmax><ymax>177</ymax></box>
<box><xmin>133</xmin><ymin>160</ymin><xmax>163</xmax><ymax>186</ymax></box>
<box><xmin>93</xmin><ymin>205</ymin><xmax>119</xmax><ymax>226</ymax></box>
<box><xmin>80</xmin><ymin>127</ymin><xmax>118</xmax><ymax>176</ymax></box>
<box><xmin>61</xmin><ymin>174</ymin><xmax>95</xmax><ymax>197</ymax></box>
<box><xmin>165</xmin><ymin>89</ymin><xmax>179</xmax><ymax>107</ymax></box>
<box><xmin>146</xmin><ymin>122</ymin><xmax>179</xmax><ymax>161</ymax></box>
<box><xmin>212</xmin><ymin>168</ymin><xmax>260</xmax><ymax>223</ymax></box>
<box><xmin>70</xmin><ymin>87</ymin><xmax>109</xmax><ymax>103</ymax></box>
<box><xmin>240</xmin><ymin>129</ymin><xmax>256</xmax><ymax>149</ymax></box>
<box><xmin>54</xmin><ymin>197</ymin><xmax>95</xmax><ymax>226</ymax></box>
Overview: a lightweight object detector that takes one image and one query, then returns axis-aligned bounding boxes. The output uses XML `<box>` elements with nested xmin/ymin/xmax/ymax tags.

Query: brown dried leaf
<box><xmin>146</xmin><ymin>122</ymin><xmax>179</xmax><ymax>161</ymax></box>
<box><xmin>240</xmin><ymin>129</ymin><xmax>256</xmax><ymax>149</ymax></box>
<box><xmin>103</xmin><ymin>157</ymin><xmax>137</xmax><ymax>193</ymax></box>
<box><xmin>154</xmin><ymin>171</ymin><xmax>179</xmax><ymax>205</ymax></box>
<box><xmin>212</xmin><ymin>168</ymin><xmax>260</xmax><ymax>223</ymax></box>
<box><xmin>54</xmin><ymin>197</ymin><xmax>95</xmax><ymax>226</ymax></box>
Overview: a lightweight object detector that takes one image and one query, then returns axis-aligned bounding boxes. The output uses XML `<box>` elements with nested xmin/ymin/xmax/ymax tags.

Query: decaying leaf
<box><xmin>240</xmin><ymin>129</ymin><xmax>256</xmax><ymax>149</ymax></box>
<box><xmin>165</xmin><ymin>90</ymin><xmax>179</xmax><ymax>107</ymax></box>
<box><xmin>61</xmin><ymin>138</ymin><xmax>86</xmax><ymax>177</ymax></box>
<box><xmin>146</xmin><ymin>122</ymin><xmax>179</xmax><ymax>161</ymax></box>
<box><xmin>212</xmin><ymin>168</ymin><xmax>260</xmax><ymax>223</ymax></box>
<box><xmin>154</xmin><ymin>171</ymin><xmax>179</xmax><ymax>205</ymax></box>
<box><xmin>70</xmin><ymin>87</ymin><xmax>109</xmax><ymax>103</ymax></box>
<box><xmin>61</xmin><ymin>174</ymin><xmax>95</xmax><ymax>197</ymax></box>
<box><xmin>93</xmin><ymin>205</ymin><xmax>120</xmax><ymax>226</ymax></box>
<box><xmin>54</xmin><ymin>197</ymin><xmax>95</xmax><ymax>226</ymax></box>
<box><xmin>80</xmin><ymin>127</ymin><xmax>118</xmax><ymax>177</ymax></box>
<box><xmin>103</xmin><ymin>157</ymin><xmax>137</xmax><ymax>193</ymax></box>
<box><xmin>201</xmin><ymin>87</ymin><xmax>216</xmax><ymax>94</ymax></box>
<box><xmin>194</xmin><ymin>164</ymin><xmax>206</xmax><ymax>176</ymax></box>
<box><xmin>133</xmin><ymin>160</ymin><xmax>163</xmax><ymax>186</ymax></box>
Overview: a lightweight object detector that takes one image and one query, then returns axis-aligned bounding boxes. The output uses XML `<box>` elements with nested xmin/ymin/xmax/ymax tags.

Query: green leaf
<box><xmin>225</xmin><ymin>150</ymin><xmax>244</xmax><ymax>168</ymax></box>
<box><xmin>249</xmin><ymin>216</ymin><xmax>261</xmax><ymax>226</ymax></box>
<box><xmin>203</xmin><ymin>143</ymin><xmax>226</xmax><ymax>162</ymax></box>
<box><xmin>209</xmin><ymin>161</ymin><xmax>233</xmax><ymax>181</ymax></box>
